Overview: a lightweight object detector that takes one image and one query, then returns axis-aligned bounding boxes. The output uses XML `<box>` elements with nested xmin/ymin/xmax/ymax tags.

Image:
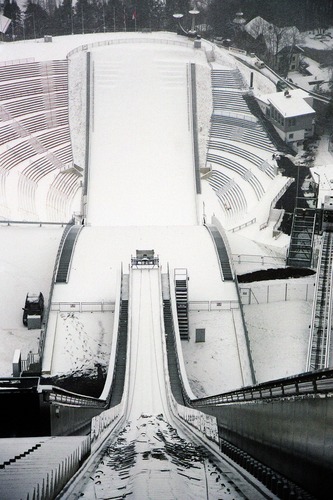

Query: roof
<box><xmin>262</xmin><ymin>89</ymin><xmax>315</xmax><ymax>118</ymax></box>
<box><xmin>244</xmin><ymin>16</ymin><xmax>300</xmax><ymax>53</ymax></box>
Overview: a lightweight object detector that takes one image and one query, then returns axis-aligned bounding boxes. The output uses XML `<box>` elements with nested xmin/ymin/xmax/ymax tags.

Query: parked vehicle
<box><xmin>22</xmin><ymin>292</ymin><xmax>44</xmax><ymax>326</ymax></box>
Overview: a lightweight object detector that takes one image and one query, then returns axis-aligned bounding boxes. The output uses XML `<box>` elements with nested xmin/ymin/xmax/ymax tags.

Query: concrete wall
<box><xmin>204</xmin><ymin>396</ymin><xmax>333</xmax><ymax>498</ymax></box>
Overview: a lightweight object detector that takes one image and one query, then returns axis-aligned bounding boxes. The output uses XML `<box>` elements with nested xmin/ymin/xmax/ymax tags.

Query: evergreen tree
<box><xmin>50</xmin><ymin>0</ymin><xmax>74</xmax><ymax>36</ymax></box>
<box><xmin>3</xmin><ymin>0</ymin><xmax>22</xmax><ymax>40</ymax></box>
<box><xmin>24</xmin><ymin>1</ymin><xmax>50</xmax><ymax>40</ymax></box>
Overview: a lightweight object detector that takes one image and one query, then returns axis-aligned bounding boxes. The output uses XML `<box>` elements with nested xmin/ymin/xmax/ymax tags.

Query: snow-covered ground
<box><xmin>0</xmin><ymin>29</ymin><xmax>329</xmax><ymax>500</ymax></box>
<box><xmin>1</xmin><ymin>31</ymin><xmax>326</xmax><ymax>389</ymax></box>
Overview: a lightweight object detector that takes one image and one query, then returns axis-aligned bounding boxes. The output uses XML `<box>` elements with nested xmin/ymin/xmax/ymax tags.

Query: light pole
<box><xmin>173</xmin><ymin>3</ymin><xmax>200</xmax><ymax>38</ymax></box>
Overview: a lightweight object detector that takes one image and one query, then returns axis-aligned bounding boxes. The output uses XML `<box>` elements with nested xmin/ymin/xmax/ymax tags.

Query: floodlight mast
<box><xmin>172</xmin><ymin>4</ymin><xmax>200</xmax><ymax>38</ymax></box>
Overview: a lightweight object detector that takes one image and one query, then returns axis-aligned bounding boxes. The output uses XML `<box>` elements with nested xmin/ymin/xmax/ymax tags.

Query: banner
<box><xmin>0</xmin><ymin>14</ymin><xmax>11</xmax><ymax>34</ymax></box>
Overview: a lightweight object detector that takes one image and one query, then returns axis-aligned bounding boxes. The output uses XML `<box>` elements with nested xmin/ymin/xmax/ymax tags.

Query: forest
<box><xmin>1</xmin><ymin>0</ymin><xmax>333</xmax><ymax>41</ymax></box>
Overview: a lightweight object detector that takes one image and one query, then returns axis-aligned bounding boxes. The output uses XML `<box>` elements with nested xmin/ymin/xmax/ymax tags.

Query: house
<box><xmin>256</xmin><ymin>89</ymin><xmax>316</xmax><ymax>150</ymax></box>
<box><xmin>276</xmin><ymin>44</ymin><xmax>304</xmax><ymax>74</ymax></box>
<box><xmin>244</xmin><ymin>16</ymin><xmax>302</xmax><ymax>71</ymax></box>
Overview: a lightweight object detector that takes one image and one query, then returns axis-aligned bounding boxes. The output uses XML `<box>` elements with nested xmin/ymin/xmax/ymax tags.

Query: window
<box><xmin>289</xmin><ymin>133</ymin><xmax>294</xmax><ymax>139</ymax></box>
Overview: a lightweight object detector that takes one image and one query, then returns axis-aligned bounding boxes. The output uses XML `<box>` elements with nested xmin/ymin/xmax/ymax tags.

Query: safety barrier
<box><xmin>50</xmin><ymin>301</ymin><xmax>114</xmax><ymax>312</ymax></box>
<box><xmin>67</xmin><ymin>36</ymin><xmax>194</xmax><ymax>59</ymax></box>
<box><xmin>90</xmin><ymin>402</ymin><xmax>124</xmax><ymax>446</ymax></box>
<box><xmin>39</xmin><ymin>219</ymin><xmax>75</xmax><ymax>358</ymax></box>
<box><xmin>189</xmin><ymin>300</ymin><xmax>239</xmax><ymax>311</ymax></box>
<box><xmin>240</xmin><ymin>281</ymin><xmax>314</xmax><ymax>305</ymax></box>
<box><xmin>191</xmin><ymin>368</ymin><xmax>333</xmax><ymax>407</ymax></box>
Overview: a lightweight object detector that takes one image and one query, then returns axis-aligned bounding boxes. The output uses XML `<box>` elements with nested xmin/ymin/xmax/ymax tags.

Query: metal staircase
<box><xmin>174</xmin><ymin>268</ymin><xmax>189</xmax><ymax>340</ymax></box>
<box><xmin>287</xmin><ymin>208</ymin><xmax>317</xmax><ymax>268</ymax></box>
<box><xmin>109</xmin><ymin>274</ymin><xmax>129</xmax><ymax>407</ymax></box>
<box><xmin>162</xmin><ymin>274</ymin><xmax>185</xmax><ymax>405</ymax></box>
<box><xmin>55</xmin><ymin>224</ymin><xmax>82</xmax><ymax>282</ymax></box>
<box><xmin>307</xmin><ymin>232</ymin><xmax>333</xmax><ymax>370</ymax></box>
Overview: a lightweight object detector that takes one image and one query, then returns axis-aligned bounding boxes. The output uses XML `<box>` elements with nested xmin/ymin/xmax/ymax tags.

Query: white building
<box><xmin>256</xmin><ymin>88</ymin><xmax>316</xmax><ymax>149</ymax></box>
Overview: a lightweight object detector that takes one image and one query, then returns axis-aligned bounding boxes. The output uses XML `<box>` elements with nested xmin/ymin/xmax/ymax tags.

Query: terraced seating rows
<box><xmin>46</xmin><ymin>171</ymin><xmax>81</xmax><ymax>220</ymax></box>
<box><xmin>0</xmin><ymin>76</ymin><xmax>68</xmax><ymax>101</ymax></box>
<box><xmin>207</xmin><ymin>152</ymin><xmax>264</xmax><ymax>200</ymax></box>
<box><xmin>1</xmin><ymin>91</ymin><xmax>67</xmax><ymax>118</ymax></box>
<box><xmin>212</xmin><ymin>90</ymin><xmax>250</xmax><ymax>113</ymax></box>
<box><xmin>211</xmin><ymin>69</ymin><xmax>244</xmax><ymax>89</ymax></box>
<box><xmin>208</xmin><ymin>140</ymin><xmax>275</xmax><ymax>179</ymax></box>
<box><xmin>0</xmin><ymin>124</ymin><xmax>20</xmax><ymax>145</ymax></box>
<box><xmin>19</xmin><ymin>109</ymin><xmax>69</xmax><ymax>134</ymax></box>
<box><xmin>0</xmin><ymin>60</ymin><xmax>67</xmax><ymax>83</ymax></box>
<box><xmin>0</xmin><ymin>139</ymin><xmax>36</xmax><ymax>171</ymax></box>
<box><xmin>208</xmin><ymin>169</ymin><xmax>247</xmax><ymax>215</ymax></box>
<box><xmin>210</xmin><ymin>116</ymin><xmax>274</xmax><ymax>152</ymax></box>
<box><xmin>49</xmin><ymin>143</ymin><xmax>73</xmax><ymax>165</ymax></box>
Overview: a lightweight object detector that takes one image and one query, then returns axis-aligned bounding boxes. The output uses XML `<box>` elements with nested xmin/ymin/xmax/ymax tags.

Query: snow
<box><xmin>0</xmin><ymin>31</ymin><xmax>321</xmax><ymax>387</ymax></box>
<box><xmin>262</xmin><ymin>88</ymin><xmax>315</xmax><ymax>117</ymax></box>
<box><xmin>0</xmin><ymin>30</ymin><xmax>330</xmax><ymax>497</ymax></box>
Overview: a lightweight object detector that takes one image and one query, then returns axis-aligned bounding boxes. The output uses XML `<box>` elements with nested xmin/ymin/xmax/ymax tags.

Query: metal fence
<box><xmin>240</xmin><ymin>282</ymin><xmax>314</xmax><ymax>305</ymax></box>
<box><xmin>50</xmin><ymin>301</ymin><xmax>115</xmax><ymax>313</ymax></box>
<box><xmin>189</xmin><ymin>300</ymin><xmax>239</xmax><ymax>311</ymax></box>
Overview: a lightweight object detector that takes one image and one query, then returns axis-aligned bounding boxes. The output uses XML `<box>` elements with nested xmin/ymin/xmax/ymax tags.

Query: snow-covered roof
<box><xmin>262</xmin><ymin>89</ymin><xmax>315</xmax><ymax>118</ymax></box>
<box><xmin>244</xmin><ymin>16</ymin><xmax>272</xmax><ymax>40</ymax></box>
<box><xmin>244</xmin><ymin>16</ymin><xmax>300</xmax><ymax>53</ymax></box>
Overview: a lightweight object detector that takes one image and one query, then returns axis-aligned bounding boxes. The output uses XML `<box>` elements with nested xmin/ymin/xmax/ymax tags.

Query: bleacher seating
<box><xmin>46</xmin><ymin>171</ymin><xmax>81</xmax><ymax>220</ymax></box>
<box><xmin>211</xmin><ymin>69</ymin><xmax>245</xmax><ymax>89</ymax></box>
<box><xmin>212</xmin><ymin>89</ymin><xmax>250</xmax><ymax>114</ymax></box>
<box><xmin>210</xmin><ymin>115</ymin><xmax>275</xmax><ymax>152</ymax></box>
<box><xmin>1</xmin><ymin>91</ymin><xmax>67</xmax><ymax>119</ymax></box>
<box><xmin>0</xmin><ymin>58</ymin><xmax>77</xmax><ymax>221</ymax></box>
<box><xmin>208</xmin><ymin>169</ymin><xmax>247</xmax><ymax>216</ymax></box>
<box><xmin>207</xmin><ymin>152</ymin><xmax>264</xmax><ymax>200</ymax></box>
<box><xmin>206</xmin><ymin>67</ymin><xmax>278</xmax><ymax>216</ymax></box>
<box><xmin>208</xmin><ymin>140</ymin><xmax>275</xmax><ymax>179</ymax></box>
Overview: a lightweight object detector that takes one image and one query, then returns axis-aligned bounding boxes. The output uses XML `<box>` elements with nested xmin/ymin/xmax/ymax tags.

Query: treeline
<box><xmin>2</xmin><ymin>0</ymin><xmax>333</xmax><ymax>41</ymax></box>
<box><xmin>208</xmin><ymin>0</ymin><xmax>333</xmax><ymax>37</ymax></box>
<box><xmin>3</xmin><ymin>0</ymin><xmax>194</xmax><ymax>40</ymax></box>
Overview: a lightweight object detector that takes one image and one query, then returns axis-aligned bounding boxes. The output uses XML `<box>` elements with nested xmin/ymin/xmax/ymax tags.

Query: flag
<box><xmin>0</xmin><ymin>14</ymin><xmax>11</xmax><ymax>34</ymax></box>
<box><xmin>132</xmin><ymin>8</ymin><xmax>137</xmax><ymax>21</ymax></box>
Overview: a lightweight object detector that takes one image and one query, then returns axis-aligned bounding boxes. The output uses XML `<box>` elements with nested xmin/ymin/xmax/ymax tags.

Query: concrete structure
<box><xmin>256</xmin><ymin>88</ymin><xmax>316</xmax><ymax>149</ymax></box>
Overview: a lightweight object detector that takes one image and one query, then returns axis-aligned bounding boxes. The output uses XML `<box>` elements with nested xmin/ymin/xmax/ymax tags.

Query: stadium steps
<box><xmin>174</xmin><ymin>270</ymin><xmax>189</xmax><ymax>340</ymax></box>
<box><xmin>287</xmin><ymin>208</ymin><xmax>317</xmax><ymax>267</ymax></box>
<box><xmin>55</xmin><ymin>224</ymin><xmax>81</xmax><ymax>283</ymax></box>
<box><xmin>109</xmin><ymin>299</ymin><xmax>128</xmax><ymax>407</ymax></box>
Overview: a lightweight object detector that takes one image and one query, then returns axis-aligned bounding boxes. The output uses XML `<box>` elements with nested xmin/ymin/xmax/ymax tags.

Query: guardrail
<box><xmin>50</xmin><ymin>301</ymin><xmax>115</xmax><ymax>313</ymax></box>
<box><xmin>259</xmin><ymin>177</ymin><xmax>294</xmax><ymax>232</ymax></box>
<box><xmin>190</xmin><ymin>368</ymin><xmax>333</xmax><ymax>407</ymax></box>
<box><xmin>0</xmin><ymin>57</ymin><xmax>35</xmax><ymax>67</ymax></box>
<box><xmin>39</xmin><ymin>218</ymin><xmax>75</xmax><ymax>359</ymax></box>
<box><xmin>67</xmin><ymin>36</ymin><xmax>194</xmax><ymax>59</ymax></box>
<box><xmin>213</xmin><ymin>109</ymin><xmax>257</xmax><ymax>123</ymax></box>
<box><xmin>232</xmin><ymin>253</ymin><xmax>286</xmax><ymax>265</ymax></box>
<box><xmin>230</xmin><ymin>218</ymin><xmax>256</xmax><ymax>233</ymax></box>
<box><xmin>189</xmin><ymin>300</ymin><xmax>239</xmax><ymax>311</ymax></box>
<box><xmin>40</xmin><ymin>384</ymin><xmax>106</xmax><ymax>408</ymax></box>
<box><xmin>0</xmin><ymin>220</ymin><xmax>69</xmax><ymax>226</ymax></box>
<box><xmin>0</xmin><ymin>377</ymin><xmax>40</xmax><ymax>389</ymax></box>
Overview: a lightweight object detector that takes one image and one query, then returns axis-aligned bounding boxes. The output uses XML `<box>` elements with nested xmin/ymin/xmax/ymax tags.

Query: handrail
<box><xmin>38</xmin><ymin>218</ymin><xmax>75</xmax><ymax>359</ymax></box>
<box><xmin>39</xmin><ymin>383</ymin><xmax>106</xmax><ymax>408</ymax></box>
<box><xmin>191</xmin><ymin>368</ymin><xmax>333</xmax><ymax>407</ymax></box>
<box><xmin>67</xmin><ymin>36</ymin><xmax>194</xmax><ymax>59</ymax></box>
<box><xmin>0</xmin><ymin>220</ymin><xmax>69</xmax><ymax>226</ymax></box>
